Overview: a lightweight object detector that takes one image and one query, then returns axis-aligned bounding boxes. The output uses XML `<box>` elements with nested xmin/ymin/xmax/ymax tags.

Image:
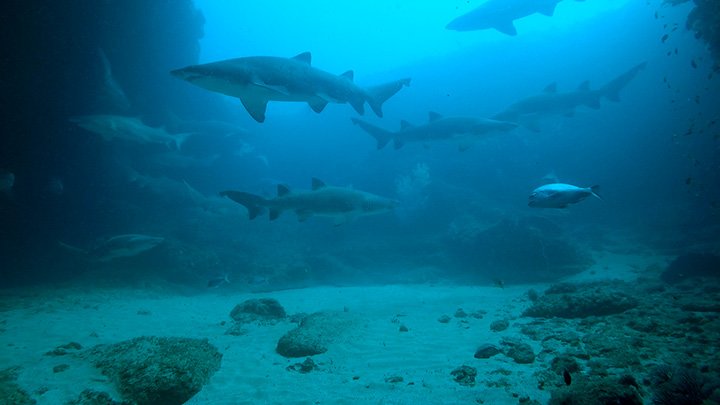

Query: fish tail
<box><xmin>590</xmin><ymin>185</ymin><xmax>603</xmax><ymax>201</ymax></box>
<box><xmin>365</xmin><ymin>78</ymin><xmax>411</xmax><ymax>117</ymax></box>
<box><xmin>350</xmin><ymin>118</ymin><xmax>393</xmax><ymax>150</ymax></box>
<box><xmin>220</xmin><ymin>190</ymin><xmax>267</xmax><ymax>220</ymax></box>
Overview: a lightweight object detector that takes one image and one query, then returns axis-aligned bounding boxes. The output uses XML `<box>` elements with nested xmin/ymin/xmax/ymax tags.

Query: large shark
<box><xmin>170</xmin><ymin>52</ymin><xmax>411</xmax><ymax>123</ymax></box>
<box><xmin>59</xmin><ymin>234</ymin><xmax>165</xmax><ymax>262</ymax></box>
<box><xmin>70</xmin><ymin>114</ymin><xmax>191</xmax><ymax>149</ymax></box>
<box><xmin>351</xmin><ymin>112</ymin><xmax>518</xmax><ymax>150</ymax></box>
<box><xmin>493</xmin><ymin>62</ymin><xmax>647</xmax><ymax>131</ymax></box>
<box><xmin>220</xmin><ymin>178</ymin><xmax>397</xmax><ymax>225</ymax></box>
<box><xmin>446</xmin><ymin>0</ymin><xmax>579</xmax><ymax>36</ymax></box>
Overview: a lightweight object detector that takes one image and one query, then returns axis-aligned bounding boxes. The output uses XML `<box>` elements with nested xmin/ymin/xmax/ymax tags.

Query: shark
<box><xmin>170</xmin><ymin>52</ymin><xmax>411</xmax><ymax>123</ymax></box>
<box><xmin>446</xmin><ymin>0</ymin><xmax>580</xmax><ymax>36</ymax></box>
<box><xmin>528</xmin><ymin>183</ymin><xmax>602</xmax><ymax>209</ymax></box>
<box><xmin>493</xmin><ymin>62</ymin><xmax>647</xmax><ymax>131</ymax></box>
<box><xmin>351</xmin><ymin>112</ymin><xmax>518</xmax><ymax>150</ymax></box>
<box><xmin>220</xmin><ymin>178</ymin><xmax>397</xmax><ymax>225</ymax></box>
<box><xmin>59</xmin><ymin>234</ymin><xmax>165</xmax><ymax>262</ymax></box>
<box><xmin>70</xmin><ymin>114</ymin><xmax>192</xmax><ymax>150</ymax></box>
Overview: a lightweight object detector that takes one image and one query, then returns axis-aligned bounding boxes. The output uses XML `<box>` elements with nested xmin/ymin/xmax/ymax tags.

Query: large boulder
<box><xmin>523</xmin><ymin>282</ymin><xmax>638</xmax><ymax>318</ymax></box>
<box><xmin>88</xmin><ymin>336</ymin><xmax>222</xmax><ymax>405</ymax></box>
<box><xmin>230</xmin><ymin>298</ymin><xmax>287</xmax><ymax>324</ymax></box>
<box><xmin>276</xmin><ymin>312</ymin><xmax>356</xmax><ymax>358</ymax></box>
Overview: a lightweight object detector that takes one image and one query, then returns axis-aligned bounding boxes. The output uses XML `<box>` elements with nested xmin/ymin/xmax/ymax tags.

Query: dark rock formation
<box><xmin>490</xmin><ymin>319</ymin><xmax>509</xmax><ymax>332</ymax></box>
<box><xmin>548</xmin><ymin>376</ymin><xmax>643</xmax><ymax>405</ymax></box>
<box><xmin>522</xmin><ymin>282</ymin><xmax>638</xmax><ymax>318</ymax></box>
<box><xmin>0</xmin><ymin>367</ymin><xmax>34</xmax><ymax>405</ymax></box>
<box><xmin>450</xmin><ymin>365</ymin><xmax>477</xmax><ymax>386</ymax></box>
<box><xmin>448</xmin><ymin>217</ymin><xmax>593</xmax><ymax>283</ymax></box>
<box><xmin>230</xmin><ymin>298</ymin><xmax>287</xmax><ymax>324</ymax></box>
<box><xmin>88</xmin><ymin>336</ymin><xmax>222</xmax><ymax>405</ymax></box>
<box><xmin>661</xmin><ymin>253</ymin><xmax>720</xmax><ymax>284</ymax></box>
<box><xmin>501</xmin><ymin>337</ymin><xmax>535</xmax><ymax>364</ymax></box>
<box><xmin>474</xmin><ymin>344</ymin><xmax>501</xmax><ymax>359</ymax></box>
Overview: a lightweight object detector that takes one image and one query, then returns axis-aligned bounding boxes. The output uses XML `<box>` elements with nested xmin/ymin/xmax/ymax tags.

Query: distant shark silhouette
<box><xmin>220</xmin><ymin>178</ymin><xmax>397</xmax><ymax>225</ymax></box>
<box><xmin>171</xmin><ymin>52</ymin><xmax>411</xmax><ymax>123</ymax></box>
<box><xmin>493</xmin><ymin>62</ymin><xmax>647</xmax><ymax>131</ymax></box>
<box><xmin>59</xmin><ymin>234</ymin><xmax>165</xmax><ymax>262</ymax></box>
<box><xmin>351</xmin><ymin>112</ymin><xmax>517</xmax><ymax>150</ymax></box>
<box><xmin>446</xmin><ymin>0</ymin><xmax>584</xmax><ymax>36</ymax></box>
<box><xmin>70</xmin><ymin>114</ymin><xmax>192</xmax><ymax>150</ymax></box>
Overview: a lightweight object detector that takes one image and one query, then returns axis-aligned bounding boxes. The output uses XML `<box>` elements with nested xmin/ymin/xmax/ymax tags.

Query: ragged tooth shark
<box><xmin>446</xmin><ymin>0</ymin><xmax>583</xmax><ymax>36</ymax></box>
<box><xmin>528</xmin><ymin>183</ymin><xmax>602</xmax><ymax>209</ymax></box>
<box><xmin>351</xmin><ymin>112</ymin><xmax>517</xmax><ymax>150</ymax></box>
<box><xmin>493</xmin><ymin>62</ymin><xmax>646</xmax><ymax>131</ymax></box>
<box><xmin>170</xmin><ymin>52</ymin><xmax>411</xmax><ymax>123</ymax></box>
<box><xmin>59</xmin><ymin>234</ymin><xmax>165</xmax><ymax>262</ymax></box>
<box><xmin>70</xmin><ymin>114</ymin><xmax>192</xmax><ymax>150</ymax></box>
<box><xmin>220</xmin><ymin>178</ymin><xmax>397</xmax><ymax>225</ymax></box>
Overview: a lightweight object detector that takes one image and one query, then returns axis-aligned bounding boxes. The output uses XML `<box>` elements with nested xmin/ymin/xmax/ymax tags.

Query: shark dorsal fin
<box><xmin>577</xmin><ymin>80</ymin><xmax>590</xmax><ymax>91</ymax></box>
<box><xmin>400</xmin><ymin>120</ymin><xmax>414</xmax><ymax>130</ymax></box>
<box><xmin>311</xmin><ymin>177</ymin><xmax>326</xmax><ymax>190</ymax></box>
<box><xmin>292</xmin><ymin>52</ymin><xmax>312</xmax><ymax>65</ymax></box>
<box><xmin>428</xmin><ymin>111</ymin><xmax>443</xmax><ymax>122</ymax></box>
<box><xmin>340</xmin><ymin>70</ymin><xmax>354</xmax><ymax>81</ymax></box>
<box><xmin>277</xmin><ymin>184</ymin><xmax>291</xmax><ymax>197</ymax></box>
<box><xmin>543</xmin><ymin>82</ymin><xmax>557</xmax><ymax>93</ymax></box>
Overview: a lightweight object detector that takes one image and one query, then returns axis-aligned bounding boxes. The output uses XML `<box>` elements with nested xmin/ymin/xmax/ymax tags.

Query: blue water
<box><xmin>0</xmin><ymin>1</ymin><xmax>718</xmax><ymax>286</ymax></box>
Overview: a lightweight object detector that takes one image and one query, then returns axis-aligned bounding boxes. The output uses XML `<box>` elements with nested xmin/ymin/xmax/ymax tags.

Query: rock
<box><xmin>286</xmin><ymin>358</ymin><xmax>318</xmax><ymax>374</ymax></box>
<box><xmin>66</xmin><ymin>389</ymin><xmax>129</xmax><ymax>405</ymax></box>
<box><xmin>276</xmin><ymin>311</ymin><xmax>356</xmax><ymax>358</ymax></box>
<box><xmin>399</xmin><ymin>324</ymin><xmax>409</xmax><ymax>332</ymax></box>
<box><xmin>501</xmin><ymin>337</ymin><xmax>535</xmax><ymax>364</ymax></box>
<box><xmin>661</xmin><ymin>253</ymin><xmax>720</xmax><ymax>284</ymax></box>
<box><xmin>474</xmin><ymin>344</ymin><xmax>501</xmax><ymax>359</ymax></box>
<box><xmin>490</xmin><ymin>319</ymin><xmax>509</xmax><ymax>332</ymax></box>
<box><xmin>450</xmin><ymin>365</ymin><xmax>477</xmax><ymax>386</ymax></box>
<box><xmin>454</xmin><ymin>308</ymin><xmax>468</xmax><ymax>318</ymax></box>
<box><xmin>53</xmin><ymin>364</ymin><xmax>70</xmax><ymax>373</ymax></box>
<box><xmin>0</xmin><ymin>367</ymin><xmax>34</xmax><ymax>405</ymax></box>
<box><xmin>437</xmin><ymin>315</ymin><xmax>452</xmax><ymax>323</ymax></box>
<box><xmin>45</xmin><ymin>342</ymin><xmax>83</xmax><ymax>356</ymax></box>
<box><xmin>548</xmin><ymin>376</ymin><xmax>642</xmax><ymax>405</ymax></box>
<box><xmin>88</xmin><ymin>336</ymin><xmax>222</xmax><ymax>405</ymax></box>
<box><xmin>230</xmin><ymin>298</ymin><xmax>287</xmax><ymax>323</ymax></box>
<box><xmin>385</xmin><ymin>376</ymin><xmax>404</xmax><ymax>384</ymax></box>
<box><xmin>522</xmin><ymin>282</ymin><xmax>638</xmax><ymax>318</ymax></box>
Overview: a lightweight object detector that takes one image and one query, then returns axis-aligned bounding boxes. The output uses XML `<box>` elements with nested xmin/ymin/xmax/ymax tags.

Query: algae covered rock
<box><xmin>548</xmin><ymin>376</ymin><xmax>642</xmax><ymax>405</ymax></box>
<box><xmin>523</xmin><ymin>282</ymin><xmax>638</xmax><ymax>318</ymax></box>
<box><xmin>276</xmin><ymin>311</ymin><xmax>356</xmax><ymax>358</ymax></box>
<box><xmin>230</xmin><ymin>298</ymin><xmax>287</xmax><ymax>323</ymax></box>
<box><xmin>88</xmin><ymin>336</ymin><xmax>222</xmax><ymax>405</ymax></box>
<box><xmin>0</xmin><ymin>367</ymin><xmax>35</xmax><ymax>405</ymax></box>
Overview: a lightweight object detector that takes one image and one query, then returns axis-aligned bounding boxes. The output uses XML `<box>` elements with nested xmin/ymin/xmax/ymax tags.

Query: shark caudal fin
<box><xmin>220</xmin><ymin>190</ymin><xmax>267</xmax><ymax>219</ymax></box>
<box><xmin>366</xmin><ymin>78</ymin><xmax>411</xmax><ymax>117</ymax></box>
<box><xmin>600</xmin><ymin>62</ymin><xmax>647</xmax><ymax>102</ymax></box>
<box><xmin>589</xmin><ymin>185</ymin><xmax>603</xmax><ymax>201</ymax></box>
<box><xmin>350</xmin><ymin>118</ymin><xmax>394</xmax><ymax>150</ymax></box>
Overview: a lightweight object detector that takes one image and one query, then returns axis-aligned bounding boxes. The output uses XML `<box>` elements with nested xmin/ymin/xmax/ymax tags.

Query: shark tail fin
<box><xmin>601</xmin><ymin>61</ymin><xmax>647</xmax><ymax>102</ymax></box>
<box><xmin>365</xmin><ymin>78</ymin><xmax>411</xmax><ymax>117</ymax></box>
<box><xmin>590</xmin><ymin>185</ymin><xmax>603</xmax><ymax>201</ymax></box>
<box><xmin>220</xmin><ymin>190</ymin><xmax>267</xmax><ymax>220</ymax></box>
<box><xmin>351</xmin><ymin>118</ymin><xmax>393</xmax><ymax>150</ymax></box>
<box><xmin>170</xmin><ymin>132</ymin><xmax>194</xmax><ymax>151</ymax></box>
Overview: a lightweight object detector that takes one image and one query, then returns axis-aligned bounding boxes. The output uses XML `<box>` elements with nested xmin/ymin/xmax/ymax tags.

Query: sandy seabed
<box><xmin>0</xmin><ymin>254</ymin><xmax>652</xmax><ymax>404</ymax></box>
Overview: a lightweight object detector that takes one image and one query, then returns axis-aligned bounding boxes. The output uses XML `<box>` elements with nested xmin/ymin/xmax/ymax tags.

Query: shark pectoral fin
<box><xmin>311</xmin><ymin>178</ymin><xmax>327</xmax><ymax>190</ymax></box>
<box><xmin>296</xmin><ymin>210</ymin><xmax>312</xmax><ymax>222</ymax></box>
<box><xmin>349</xmin><ymin>98</ymin><xmax>365</xmax><ymax>115</ymax></box>
<box><xmin>393</xmin><ymin>139</ymin><xmax>405</xmax><ymax>150</ymax></box>
<box><xmin>494</xmin><ymin>21</ymin><xmax>517</xmax><ymax>36</ymax></box>
<box><xmin>240</xmin><ymin>96</ymin><xmax>269</xmax><ymax>123</ymax></box>
<box><xmin>308</xmin><ymin>98</ymin><xmax>329</xmax><ymax>113</ymax></box>
<box><xmin>269</xmin><ymin>209</ymin><xmax>282</xmax><ymax>221</ymax></box>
